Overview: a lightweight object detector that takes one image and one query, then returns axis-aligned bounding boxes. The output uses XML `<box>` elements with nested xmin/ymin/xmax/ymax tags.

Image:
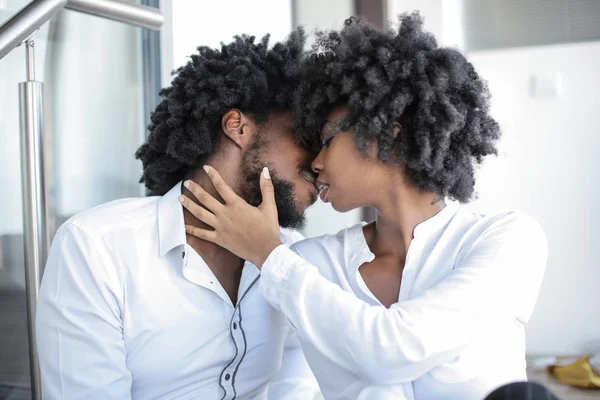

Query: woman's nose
<box><xmin>311</xmin><ymin>148</ymin><xmax>325</xmax><ymax>174</ymax></box>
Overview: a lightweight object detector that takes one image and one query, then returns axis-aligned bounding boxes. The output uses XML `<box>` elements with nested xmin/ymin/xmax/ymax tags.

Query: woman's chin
<box><xmin>329</xmin><ymin>200</ymin><xmax>355</xmax><ymax>214</ymax></box>
<box><xmin>322</xmin><ymin>189</ymin><xmax>360</xmax><ymax>213</ymax></box>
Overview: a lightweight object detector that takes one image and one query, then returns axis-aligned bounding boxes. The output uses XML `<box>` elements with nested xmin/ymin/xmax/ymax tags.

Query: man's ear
<box><xmin>221</xmin><ymin>109</ymin><xmax>257</xmax><ymax>149</ymax></box>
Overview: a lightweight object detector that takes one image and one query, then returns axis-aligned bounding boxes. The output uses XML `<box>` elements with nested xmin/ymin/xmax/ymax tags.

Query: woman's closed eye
<box><xmin>321</xmin><ymin>120</ymin><xmax>342</xmax><ymax>148</ymax></box>
<box><xmin>322</xmin><ymin>136</ymin><xmax>334</xmax><ymax>147</ymax></box>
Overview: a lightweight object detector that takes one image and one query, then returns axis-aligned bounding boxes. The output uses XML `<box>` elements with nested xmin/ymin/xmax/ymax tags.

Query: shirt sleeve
<box><xmin>259</xmin><ymin>213</ymin><xmax>547</xmax><ymax>385</ymax></box>
<box><xmin>267</xmin><ymin>321</ymin><xmax>321</xmax><ymax>399</ymax></box>
<box><xmin>36</xmin><ymin>223</ymin><xmax>132</xmax><ymax>399</ymax></box>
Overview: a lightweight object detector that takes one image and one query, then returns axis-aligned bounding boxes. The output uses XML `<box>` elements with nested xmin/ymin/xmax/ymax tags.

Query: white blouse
<box><xmin>259</xmin><ymin>207</ymin><xmax>548</xmax><ymax>400</ymax></box>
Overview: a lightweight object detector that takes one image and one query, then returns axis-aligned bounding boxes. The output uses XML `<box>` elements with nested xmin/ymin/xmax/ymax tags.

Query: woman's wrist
<box><xmin>253</xmin><ymin>237</ymin><xmax>283</xmax><ymax>269</ymax></box>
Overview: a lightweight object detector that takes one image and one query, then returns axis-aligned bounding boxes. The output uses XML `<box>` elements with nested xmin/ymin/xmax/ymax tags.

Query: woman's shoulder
<box><xmin>457</xmin><ymin>208</ymin><xmax>545</xmax><ymax>238</ymax></box>
<box><xmin>452</xmin><ymin>208</ymin><xmax>547</xmax><ymax>259</ymax></box>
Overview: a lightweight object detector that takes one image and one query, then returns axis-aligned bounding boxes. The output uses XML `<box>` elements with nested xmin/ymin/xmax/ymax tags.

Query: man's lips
<box><xmin>309</xmin><ymin>184</ymin><xmax>318</xmax><ymax>204</ymax></box>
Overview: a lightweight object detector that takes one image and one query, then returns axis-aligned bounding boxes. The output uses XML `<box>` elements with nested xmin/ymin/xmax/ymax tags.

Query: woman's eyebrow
<box><xmin>321</xmin><ymin>120</ymin><xmax>343</xmax><ymax>136</ymax></box>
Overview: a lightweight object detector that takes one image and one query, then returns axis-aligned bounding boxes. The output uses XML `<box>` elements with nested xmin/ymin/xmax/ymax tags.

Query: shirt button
<box><xmin>225</xmin><ymin>373</ymin><xmax>231</xmax><ymax>381</ymax></box>
<box><xmin>233</xmin><ymin>322</ymin><xmax>237</xmax><ymax>329</ymax></box>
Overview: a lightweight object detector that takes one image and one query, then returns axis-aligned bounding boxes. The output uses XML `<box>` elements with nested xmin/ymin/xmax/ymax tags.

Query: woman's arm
<box><xmin>179</xmin><ymin>167</ymin><xmax>547</xmax><ymax>385</ymax></box>
<box><xmin>259</xmin><ymin>213</ymin><xmax>546</xmax><ymax>384</ymax></box>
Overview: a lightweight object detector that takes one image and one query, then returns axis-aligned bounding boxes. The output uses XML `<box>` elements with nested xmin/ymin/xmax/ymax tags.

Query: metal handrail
<box><xmin>66</xmin><ymin>0</ymin><xmax>163</xmax><ymax>30</ymax></box>
<box><xmin>0</xmin><ymin>0</ymin><xmax>67</xmax><ymax>60</ymax></box>
<box><xmin>0</xmin><ymin>0</ymin><xmax>164</xmax><ymax>60</ymax></box>
<box><xmin>0</xmin><ymin>1</ymin><xmax>164</xmax><ymax>399</ymax></box>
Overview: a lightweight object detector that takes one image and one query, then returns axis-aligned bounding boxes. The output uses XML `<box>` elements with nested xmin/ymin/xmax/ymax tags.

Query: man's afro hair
<box><xmin>136</xmin><ymin>29</ymin><xmax>308</xmax><ymax>196</ymax></box>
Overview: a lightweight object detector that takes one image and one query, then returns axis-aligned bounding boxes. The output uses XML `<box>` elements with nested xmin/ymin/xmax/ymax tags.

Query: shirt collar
<box><xmin>157</xmin><ymin>182</ymin><xmax>261</xmax><ymax>301</ymax></box>
<box><xmin>157</xmin><ymin>182</ymin><xmax>186</xmax><ymax>257</ymax></box>
<box><xmin>412</xmin><ymin>205</ymin><xmax>459</xmax><ymax>238</ymax></box>
<box><xmin>347</xmin><ymin>205</ymin><xmax>459</xmax><ymax>267</ymax></box>
<box><xmin>347</xmin><ymin>223</ymin><xmax>375</xmax><ymax>269</ymax></box>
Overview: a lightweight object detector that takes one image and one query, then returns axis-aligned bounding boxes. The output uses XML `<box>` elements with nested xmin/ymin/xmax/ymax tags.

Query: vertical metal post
<box><xmin>141</xmin><ymin>0</ymin><xmax>161</xmax><ymax>131</ymax></box>
<box><xmin>19</xmin><ymin>37</ymin><xmax>47</xmax><ymax>400</ymax></box>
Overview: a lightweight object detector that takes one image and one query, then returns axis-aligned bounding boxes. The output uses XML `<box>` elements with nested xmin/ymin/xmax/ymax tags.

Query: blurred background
<box><xmin>0</xmin><ymin>0</ymin><xmax>599</xmax><ymax>399</ymax></box>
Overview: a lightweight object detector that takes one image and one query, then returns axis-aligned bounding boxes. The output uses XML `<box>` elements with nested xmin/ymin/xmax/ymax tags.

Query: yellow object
<box><xmin>547</xmin><ymin>356</ymin><xmax>600</xmax><ymax>389</ymax></box>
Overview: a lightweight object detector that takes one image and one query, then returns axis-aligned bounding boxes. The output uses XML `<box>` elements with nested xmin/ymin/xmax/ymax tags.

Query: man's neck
<box><xmin>181</xmin><ymin>155</ymin><xmax>247</xmax><ymax>301</ymax></box>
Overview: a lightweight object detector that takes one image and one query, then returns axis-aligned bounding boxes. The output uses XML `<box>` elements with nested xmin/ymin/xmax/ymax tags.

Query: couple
<box><xmin>36</xmin><ymin>13</ymin><xmax>548</xmax><ymax>400</ymax></box>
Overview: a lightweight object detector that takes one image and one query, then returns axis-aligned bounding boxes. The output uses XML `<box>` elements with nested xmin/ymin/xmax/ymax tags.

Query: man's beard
<box><xmin>238</xmin><ymin>140</ymin><xmax>306</xmax><ymax>231</ymax></box>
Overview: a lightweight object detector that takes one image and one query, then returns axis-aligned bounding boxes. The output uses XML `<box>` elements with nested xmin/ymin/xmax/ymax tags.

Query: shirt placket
<box><xmin>400</xmin><ymin>236</ymin><xmax>422</xmax><ymax>301</ymax></box>
<box><xmin>181</xmin><ymin>246</ymin><xmax>259</xmax><ymax>400</ymax></box>
<box><xmin>219</xmin><ymin>268</ymin><xmax>259</xmax><ymax>400</ymax></box>
<box><xmin>219</xmin><ymin>305</ymin><xmax>246</xmax><ymax>400</ymax></box>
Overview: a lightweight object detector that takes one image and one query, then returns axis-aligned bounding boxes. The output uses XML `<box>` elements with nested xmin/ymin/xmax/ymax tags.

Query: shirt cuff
<box><xmin>259</xmin><ymin>245</ymin><xmax>306</xmax><ymax>309</ymax></box>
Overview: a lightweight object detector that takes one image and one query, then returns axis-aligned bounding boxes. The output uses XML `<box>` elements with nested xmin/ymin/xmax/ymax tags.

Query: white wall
<box><xmin>293</xmin><ymin>0</ymin><xmax>354</xmax><ymax>34</ymax></box>
<box><xmin>388</xmin><ymin>0</ymin><xmax>464</xmax><ymax>49</ymax></box>
<box><xmin>171</xmin><ymin>0</ymin><xmax>292</xmax><ymax>69</ymax></box>
<box><xmin>468</xmin><ymin>42</ymin><xmax>600</xmax><ymax>356</ymax></box>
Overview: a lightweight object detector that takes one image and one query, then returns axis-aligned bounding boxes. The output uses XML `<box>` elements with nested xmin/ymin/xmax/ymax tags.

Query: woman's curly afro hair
<box><xmin>294</xmin><ymin>12</ymin><xmax>501</xmax><ymax>203</ymax></box>
<box><xmin>136</xmin><ymin>29</ymin><xmax>307</xmax><ymax>196</ymax></box>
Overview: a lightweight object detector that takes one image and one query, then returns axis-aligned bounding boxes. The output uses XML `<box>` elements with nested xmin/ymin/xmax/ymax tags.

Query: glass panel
<box><xmin>0</xmin><ymin>1</ymin><xmax>152</xmax><ymax>397</ymax></box>
<box><xmin>46</xmin><ymin>9</ymin><xmax>146</xmax><ymax>231</ymax></box>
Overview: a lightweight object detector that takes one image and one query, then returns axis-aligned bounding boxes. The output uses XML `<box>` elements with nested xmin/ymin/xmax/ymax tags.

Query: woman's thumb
<box><xmin>259</xmin><ymin>167</ymin><xmax>277</xmax><ymax>215</ymax></box>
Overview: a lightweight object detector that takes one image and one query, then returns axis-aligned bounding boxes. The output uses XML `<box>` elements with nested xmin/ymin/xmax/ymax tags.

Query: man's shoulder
<box><xmin>61</xmin><ymin>195</ymin><xmax>160</xmax><ymax>239</ymax></box>
<box><xmin>279</xmin><ymin>228</ymin><xmax>305</xmax><ymax>246</ymax></box>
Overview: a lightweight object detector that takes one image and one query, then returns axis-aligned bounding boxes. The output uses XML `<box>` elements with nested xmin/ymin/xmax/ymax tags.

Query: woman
<box><xmin>178</xmin><ymin>13</ymin><xmax>548</xmax><ymax>400</ymax></box>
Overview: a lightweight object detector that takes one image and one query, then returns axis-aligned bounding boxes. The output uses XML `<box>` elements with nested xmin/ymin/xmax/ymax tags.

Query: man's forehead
<box><xmin>264</xmin><ymin>111</ymin><xmax>295</xmax><ymax>127</ymax></box>
<box><xmin>261</xmin><ymin>111</ymin><xmax>319</xmax><ymax>158</ymax></box>
<box><xmin>261</xmin><ymin>112</ymin><xmax>296</xmax><ymax>140</ymax></box>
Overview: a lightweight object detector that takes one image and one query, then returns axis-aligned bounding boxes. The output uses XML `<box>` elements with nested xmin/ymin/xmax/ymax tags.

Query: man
<box><xmin>36</xmin><ymin>29</ymin><xmax>320</xmax><ymax>400</ymax></box>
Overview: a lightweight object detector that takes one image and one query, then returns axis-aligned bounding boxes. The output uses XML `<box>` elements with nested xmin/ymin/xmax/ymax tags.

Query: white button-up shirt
<box><xmin>259</xmin><ymin>206</ymin><xmax>547</xmax><ymax>400</ymax></box>
<box><xmin>36</xmin><ymin>183</ymin><xmax>319</xmax><ymax>400</ymax></box>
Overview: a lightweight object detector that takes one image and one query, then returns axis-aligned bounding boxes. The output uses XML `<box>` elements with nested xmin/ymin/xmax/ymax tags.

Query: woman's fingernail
<box><xmin>184</xmin><ymin>180</ymin><xmax>190</xmax><ymax>189</ymax></box>
<box><xmin>263</xmin><ymin>167</ymin><xmax>271</xmax><ymax>180</ymax></box>
<box><xmin>179</xmin><ymin>195</ymin><xmax>185</xmax><ymax>204</ymax></box>
<box><xmin>203</xmin><ymin>165</ymin><xmax>210</xmax><ymax>173</ymax></box>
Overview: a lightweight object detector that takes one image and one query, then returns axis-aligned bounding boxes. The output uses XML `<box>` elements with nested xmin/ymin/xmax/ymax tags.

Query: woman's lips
<box><xmin>318</xmin><ymin>183</ymin><xmax>330</xmax><ymax>202</ymax></box>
